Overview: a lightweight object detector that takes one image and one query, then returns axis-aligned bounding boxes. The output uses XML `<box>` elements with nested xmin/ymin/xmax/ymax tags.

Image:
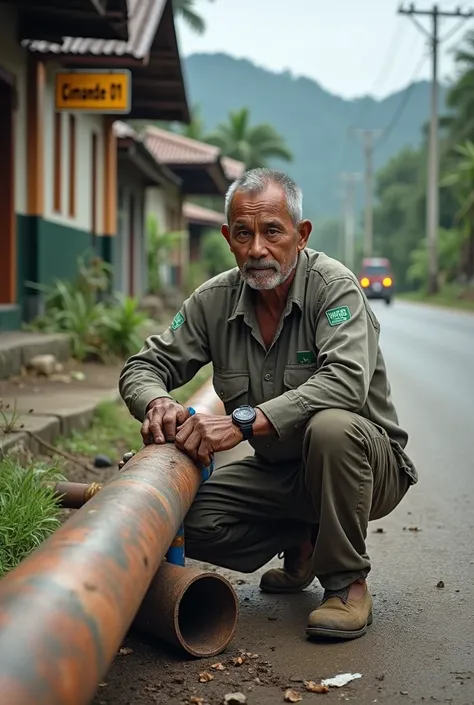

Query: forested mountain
<box><xmin>183</xmin><ymin>52</ymin><xmax>446</xmax><ymax>220</ymax></box>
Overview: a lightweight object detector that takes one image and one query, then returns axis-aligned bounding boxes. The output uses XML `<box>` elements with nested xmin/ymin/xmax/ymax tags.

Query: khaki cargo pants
<box><xmin>184</xmin><ymin>409</ymin><xmax>411</xmax><ymax>591</ymax></box>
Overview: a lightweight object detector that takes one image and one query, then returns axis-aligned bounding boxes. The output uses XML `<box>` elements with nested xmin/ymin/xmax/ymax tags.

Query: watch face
<box><xmin>234</xmin><ymin>406</ymin><xmax>255</xmax><ymax>423</ymax></box>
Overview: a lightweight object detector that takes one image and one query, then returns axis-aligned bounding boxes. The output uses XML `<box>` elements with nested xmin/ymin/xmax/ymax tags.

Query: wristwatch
<box><xmin>231</xmin><ymin>405</ymin><xmax>257</xmax><ymax>440</ymax></box>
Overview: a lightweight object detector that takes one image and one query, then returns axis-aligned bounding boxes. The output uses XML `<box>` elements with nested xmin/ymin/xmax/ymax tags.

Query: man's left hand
<box><xmin>174</xmin><ymin>413</ymin><xmax>243</xmax><ymax>467</ymax></box>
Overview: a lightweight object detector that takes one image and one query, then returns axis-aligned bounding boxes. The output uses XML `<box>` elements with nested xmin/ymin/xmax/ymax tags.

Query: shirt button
<box><xmin>264</xmin><ymin>373</ymin><xmax>272</xmax><ymax>381</ymax></box>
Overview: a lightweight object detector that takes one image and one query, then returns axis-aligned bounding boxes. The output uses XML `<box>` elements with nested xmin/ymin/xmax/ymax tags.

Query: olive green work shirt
<box><xmin>119</xmin><ymin>248</ymin><xmax>417</xmax><ymax>484</ymax></box>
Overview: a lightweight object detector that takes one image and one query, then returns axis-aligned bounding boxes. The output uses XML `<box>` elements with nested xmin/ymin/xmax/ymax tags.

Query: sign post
<box><xmin>55</xmin><ymin>69</ymin><xmax>131</xmax><ymax>114</ymax></box>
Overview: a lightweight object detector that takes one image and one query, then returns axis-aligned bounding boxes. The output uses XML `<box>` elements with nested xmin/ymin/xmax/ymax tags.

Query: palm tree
<box><xmin>442</xmin><ymin>140</ymin><xmax>474</xmax><ymax>280</ymax></box>
<box><xmin>205</xmin><ymin>108</ymin><xmax>292</xmax><ymax>170</ymax></box>
<box><xmin>172</xmin><ymin>0</ymin><xmax>212</xmax><ymax>35</ymax></box>
<box><xmin>442</xmin><ymin>31</ymin><xmax>474</xmax><ymax>145</ymax></box>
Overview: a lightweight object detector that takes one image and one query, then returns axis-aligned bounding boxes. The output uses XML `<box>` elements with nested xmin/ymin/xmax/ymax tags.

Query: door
<box><xmin>0</xmin><ymin>70</ymin><xmax>15</xmax><ymax>304</ymax></box>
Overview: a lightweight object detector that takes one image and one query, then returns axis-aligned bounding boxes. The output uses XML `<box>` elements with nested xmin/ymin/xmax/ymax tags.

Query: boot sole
<box><xmin>259</xmin><ymin>575</ymin><xmax>316</xmax><ymax>595</ymax></box>
<box><xmin>306</xmin><ymin>611</ymin><xmax>373</xmax><ymax>640</ymax></box>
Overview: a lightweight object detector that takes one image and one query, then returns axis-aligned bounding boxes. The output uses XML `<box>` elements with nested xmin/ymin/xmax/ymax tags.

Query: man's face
<box><xmin>222</xmin><ymin>184</ymin><xmax>312</xmax><ymax>291</ymax></box>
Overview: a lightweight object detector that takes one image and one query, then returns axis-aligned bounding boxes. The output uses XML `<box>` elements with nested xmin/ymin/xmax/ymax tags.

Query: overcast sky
<box><xmin>176</xmin><ymin>0</ymin><xmax>472</xmax><ymax>99</ymax></box>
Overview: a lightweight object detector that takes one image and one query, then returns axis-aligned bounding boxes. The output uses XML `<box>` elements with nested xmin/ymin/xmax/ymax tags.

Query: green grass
<box><xmin>57</xmin><ymin>364</ymin><xmax>213</xmax><ymax>460</ymax></box>
<box><xmin>398</xmin><ymin>285</ymin><xmax>474</xmax><ymax>313</ymax></box>
<box><xmin>0</xmin><ymin>459</ymin><xmax>65</xmax><ymax>577</ymax></box>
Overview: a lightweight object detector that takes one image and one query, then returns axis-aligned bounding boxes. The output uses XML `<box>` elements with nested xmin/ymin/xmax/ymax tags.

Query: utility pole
<box><xmin>341</xmin><ymin>172</ymin><xmax>362</xmax><ymax>272</ymax></box>
<box><xmin>398</xmin><ymin>4</ymin><xmax>474</xmax><ymax>295</ymax></box>
<box><xmin>354</xmin><ymin>129</ymin><xmax>382</xmax><ymax>259</ymax></box>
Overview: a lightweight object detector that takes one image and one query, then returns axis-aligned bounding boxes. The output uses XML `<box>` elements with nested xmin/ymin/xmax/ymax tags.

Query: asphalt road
<box><xmin>93</xmin><ymin>300</ymin><xmax>474</xmax><ymax>705</ymax></box>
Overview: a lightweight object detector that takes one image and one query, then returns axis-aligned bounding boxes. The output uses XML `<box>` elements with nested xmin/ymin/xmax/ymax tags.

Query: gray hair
<box><xmin>224</xmin><ymin>168</ymin><xmax>303</xmax><ymax>225</ymax></box>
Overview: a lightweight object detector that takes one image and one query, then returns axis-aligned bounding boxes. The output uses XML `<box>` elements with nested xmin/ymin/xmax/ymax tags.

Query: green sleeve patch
<box><xmin>325</xmin><ymin>305</ymin><xmax>351</xmax><ymax>326</ymax></box>
<box><xmin>170</xmin><ymin>311</ymin><xmax>186</xmax><ymax>331</ymax></box>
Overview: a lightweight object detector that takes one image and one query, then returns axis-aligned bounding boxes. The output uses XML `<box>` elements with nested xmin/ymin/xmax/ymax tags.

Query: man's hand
<box><xmin>141</xmin><ymin>398</ymin><xmax>191</xmax><ymax>445</ymax></box>
<box><xmin>174</xmin><ymin>413</ymin><xmax>243</xmax><ymax>467</ymax></box>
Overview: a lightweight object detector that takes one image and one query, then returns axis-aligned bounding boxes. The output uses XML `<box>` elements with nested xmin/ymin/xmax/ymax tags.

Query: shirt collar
<box><xmin>228</xmin><ymin>249</ymin><xmax>308</xmax><ymax>322</ymax></box>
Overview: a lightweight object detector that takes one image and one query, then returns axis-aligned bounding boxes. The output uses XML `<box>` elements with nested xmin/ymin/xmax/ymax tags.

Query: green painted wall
<box><xmin>37</xmin><ymin>219</ymin><xmax>92</xmax><ymax>287</ymax></box>
<box><xmin>2</xmin><ymin>217</ymin><xmax>117</xmax><ymax>330</ymax></box>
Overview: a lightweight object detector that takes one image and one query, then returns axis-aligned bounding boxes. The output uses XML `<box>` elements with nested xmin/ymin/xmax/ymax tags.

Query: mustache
<box><xmin>242</xmin><ymin>259</ymin><xmax>280</xmax><ymax>272</ymax></box>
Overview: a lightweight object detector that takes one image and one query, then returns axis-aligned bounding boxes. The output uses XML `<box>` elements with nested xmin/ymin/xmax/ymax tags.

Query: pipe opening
<box><xmin>177</xmin><ymin>575</ymin><xmax>237</xmax><ymax>657</ymax></box>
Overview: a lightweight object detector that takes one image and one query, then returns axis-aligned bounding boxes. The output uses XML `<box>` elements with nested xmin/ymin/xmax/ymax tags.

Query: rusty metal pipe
<box><xmin>0</xmin><ymin>380</ymin><xmax>223</xmax><ymax>705</ymax></box>
<box><xmin>52</xmin><ymin>481</ymin><xmax>103</xmax><ymax>508</ymax></box>
<box><xmin>134</xmin><ymin>562</ymin><xmax>238</xmax><ymax>658</ymax></box>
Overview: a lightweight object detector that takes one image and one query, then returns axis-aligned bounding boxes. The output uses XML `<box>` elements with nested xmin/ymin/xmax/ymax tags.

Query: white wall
<box><xmin>0</xmin><ymin>4</ymin><xmax>27</xmax><ymax>216</ymax></box>
<box><xmin>43</xmin><ymin>63</ymin><xmax>105</xmax><ymax>234</ymax></box>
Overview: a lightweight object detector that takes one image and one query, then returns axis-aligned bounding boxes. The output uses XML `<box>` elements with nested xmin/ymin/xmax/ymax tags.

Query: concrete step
<box><xmin>0</xmin><ymin>332</ymin><xmax>71</xmax><ymax>380</ymax></box>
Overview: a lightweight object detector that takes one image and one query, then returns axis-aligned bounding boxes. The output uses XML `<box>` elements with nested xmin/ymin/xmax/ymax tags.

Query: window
<box><xmin>53</xmin><ymin>112</ymin><xmax>62</xmax><ymax>213</ymax></box>
<box><xmin>68</xmin><ymin>115</ymin><xmax>76</xmax><ymax>217</ymax></box>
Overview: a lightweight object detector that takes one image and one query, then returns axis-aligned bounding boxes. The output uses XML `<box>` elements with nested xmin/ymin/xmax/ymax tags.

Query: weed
<box><xmin>0</xmin><ymin>459</ymin><xmax>65</xmax><ymax>577</ymax></box>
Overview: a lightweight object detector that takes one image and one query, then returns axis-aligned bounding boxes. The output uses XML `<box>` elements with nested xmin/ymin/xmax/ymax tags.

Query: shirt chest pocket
<box><xmin>283</xmin><ymin>364</ymin><xmax>318</xmax><ymax>390</ymax></box>
<box><xmin>212</xmin><ymin>369</ymin><xmax>250</xmax><ymax>412</ymax></box>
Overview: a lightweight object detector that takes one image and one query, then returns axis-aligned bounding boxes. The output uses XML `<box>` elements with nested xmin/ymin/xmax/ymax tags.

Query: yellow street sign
<box><xmin>55</xmin><ymin>70</ymin><xmax>131</xmax><ymax>113</ymax></box>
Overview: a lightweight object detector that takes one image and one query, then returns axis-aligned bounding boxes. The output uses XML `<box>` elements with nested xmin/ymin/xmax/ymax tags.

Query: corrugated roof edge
<box><xmin>22</xmin><ymin>0</ymin><xmax>165</xmax><ymax>60</ymax></box>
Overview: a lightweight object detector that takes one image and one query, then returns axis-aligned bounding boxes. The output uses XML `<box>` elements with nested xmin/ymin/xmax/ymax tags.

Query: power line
<box><xmin>337</xmin><ymin>19</ymin><xmax>412</xmax><ymax>174</ymax></box>
<box><xmin>398</xmin><ymin>3</ymin><xmax>474</xmax><ymax>295</ymax></box>
<box><xmin>374</xmin><ymin>49</ymin><xmax>429</xmax><ymax>151</ymax></box>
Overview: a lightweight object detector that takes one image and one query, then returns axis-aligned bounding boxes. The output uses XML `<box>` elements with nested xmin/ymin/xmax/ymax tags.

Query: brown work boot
<box><xmin>260</xmin><ymin>541</ymin><xmax>316</xmax><ymax>594</ymax></box>
<box><xmin>306</xmin><ymin>579</ymin><xmax>373</xmax><ymax>640</ymax></box>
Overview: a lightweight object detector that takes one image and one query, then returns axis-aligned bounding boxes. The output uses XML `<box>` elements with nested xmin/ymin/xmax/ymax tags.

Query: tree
<box><xmin>172</xmin><ymin>0</ymin><xmax>213</xmax><ymax>35</ymax></box>
<box><xmin>201</xmin><ymin>230</ymin><xmax>235</xmax><ymax>278</ymax></box>
<box><xmin>146</xmin><ymin>215</ymin><xmax>182</xmax><ymax>294</ymax></box>
<box><xmin>441</xmin><ymin>140</ymin><xmax>474</xmax><ymax>280</ymax></box>
<box><xmin>441</xmin><ymin>30</ymin><xmax>474</xmax><ymax>146</ymax></box>
<box><xmin>206</xmin><ymin>108</ymin><xmax>293</xmax><ymax>169</ymax></box>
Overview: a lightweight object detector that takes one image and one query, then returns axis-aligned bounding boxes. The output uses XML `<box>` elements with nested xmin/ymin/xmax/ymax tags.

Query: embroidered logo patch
<box><xmin>325</xmin><ymin>305</ymin><xmax>351</xmax><ymax>326</ymax></box>
<box><xmin>297</xmin><ymin>351</ymin><xmax>316</xmax><ymax>364</ymax></box>
<box><xmin>170</xmin><ymin>311</ymin><xmax>185</xmax><ymax>331</ymax></box>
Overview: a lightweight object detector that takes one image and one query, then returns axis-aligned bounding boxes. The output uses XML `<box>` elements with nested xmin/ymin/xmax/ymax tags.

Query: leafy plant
<box><xmin>147</xmin><ymin>215</ymin><xmax>183</xmax><ymax>294</ymax></box>
<box><xmin>407</xmin><ymin>228</ymin><xmax>466</xmax><ymax>289</ymax></box>
<box><xmin>0</xmin><ymin>460</ymin><xmax>64</xmax><ymax>577</ymax></box>
<box><xmin>100</xmin><ymin>295</ymin><xmax>150</xmax><ymax>359</ymax></box>
<box><xmin>201</xmin><ymin>229</ymin><xmax>236</xmax><ymax>278</ymax></box>
<box><xmin>27</xmin><ymin>256</ymin><xmax>151</xmax><ymax>362</ymax></box>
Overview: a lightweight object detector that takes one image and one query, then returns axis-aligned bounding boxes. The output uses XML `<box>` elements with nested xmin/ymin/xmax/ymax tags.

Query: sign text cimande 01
<box><xmin>55</xmin><ymin>70</ymin><xmax>131</xmax><ymax>114</ymax></box>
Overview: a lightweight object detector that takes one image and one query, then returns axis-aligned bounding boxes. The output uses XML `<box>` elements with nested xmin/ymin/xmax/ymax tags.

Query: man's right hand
<box><xmin>141</xmin><ymin>398</ymin><xmax>191</xmax><ymax>445</ymax></box>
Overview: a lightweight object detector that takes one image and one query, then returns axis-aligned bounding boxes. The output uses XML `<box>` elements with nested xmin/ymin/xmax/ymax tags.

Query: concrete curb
<box><xmin>0</xmin><ymin>389</ymin><xmax>121</xmax><ymax>460</ymax></box>
<box><xmin>0</xmin><ymin>378</ymin><xmax>220</xmax><ymax>460</ymax></box>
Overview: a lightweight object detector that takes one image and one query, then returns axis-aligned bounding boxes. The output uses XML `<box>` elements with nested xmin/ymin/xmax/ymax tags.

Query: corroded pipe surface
<box><xmin>134</xmin><ymin>562</ymin><xmax>239</xmax><ymax>658</ymax></box>
<box><xmin>0</xmin><ymin>442</ymin><xmax>202</xmax><ymax>705</ymax></box>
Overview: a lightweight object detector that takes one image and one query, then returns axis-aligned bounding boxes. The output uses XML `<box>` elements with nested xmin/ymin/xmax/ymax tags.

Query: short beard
<box><xmin>241</xmin><ymin>253</ymin><xmax>298</xmax><ymax>291</ymax></box>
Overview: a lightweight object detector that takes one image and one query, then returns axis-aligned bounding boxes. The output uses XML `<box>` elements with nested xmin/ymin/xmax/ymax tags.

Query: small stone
<box><xmin>94</xmin><ymin>454</ymin><xmax>113</xmax><ymax>468</ymax></box>
<box><xmin>436</xmin><ymin>580</ymin><xmax>445</xmax><ymax>589</ymax></box>
<box><xmin>224</xmin><ymin>693</ymin><xmax>247</xmax><ymax>705</ymax></box>
<box><xmin>118</xmin><ymin>647</ymin><xmax>134</xmax><ymax>656</ymax></box>
<box><xmin>232</xmin><ymin>655</ymin><xmax>246</xmax><ymax>666</ymax></box>
<box><xmin>70</xmin><ymin>370</ymin><xmax>86</xmax><ymax>381</ymax></box>
<box><xmin>198</xmin><ymin>671</ymin><xmax>214</xmax><ymax>683</ymax></box>
<box><xmin>284</xmin><ymin>689</ymin><xmax>303</xmax><ymax>702</ymax></box>
<box><xmin>28</xmin><ymin>354</ymin><xmax>57</xmax><ymax>376</ymax></box>
<box><xmin>374</xmin><ymin>528</ymin><xmax>385</xmax><ymax>534</ymax></box>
